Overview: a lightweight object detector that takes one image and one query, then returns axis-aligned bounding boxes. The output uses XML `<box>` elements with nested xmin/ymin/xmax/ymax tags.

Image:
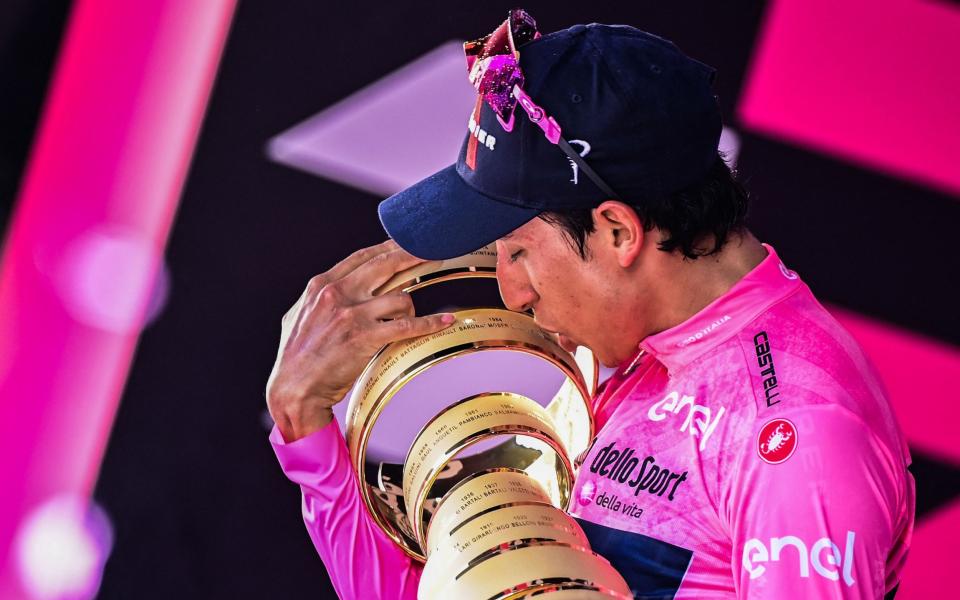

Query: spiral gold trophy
<box><xmin>344</xmin><ymin>246</ymin><xmax>631</xmax><ymax>599</ymax></box>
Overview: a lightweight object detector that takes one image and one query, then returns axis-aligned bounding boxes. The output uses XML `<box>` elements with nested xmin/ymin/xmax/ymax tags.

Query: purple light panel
<box><xmin>268</xmin><ymin>42</ymin><xmax>479</xmax><ymax>197</ymax></box>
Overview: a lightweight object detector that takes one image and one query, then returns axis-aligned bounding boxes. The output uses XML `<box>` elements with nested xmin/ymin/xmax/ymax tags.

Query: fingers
<box><xmin>371</xmin><ymin>312</ymin><xmax>456</xmax><ymax>346</ymax></box>
<box><xmin>339</xmin><ymin>247</ymin><xmax>430</xmax><ymax>299</ymax></box>
<box><xmin>356</xmin><ymin>291</ymin><xmax>416</xmax><ymax>322</ymax></box>
<box><xmin>322</xmin><ymin>239</ymin><xmax>399</xmax><ymax>284</ymax></box>
<box><xmin>287</xmin><ymin>240</ymin><xmax>401</xmax><ymax>319</ymax></box>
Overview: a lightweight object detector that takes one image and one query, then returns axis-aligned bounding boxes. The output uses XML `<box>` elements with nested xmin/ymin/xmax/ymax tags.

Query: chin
<box><xmin>578</xmin><ymin>344</ymin><xmax>614</xmax><ymax>369</ymax></box>
<box><xmin>583</xmin><ymin>343</ymin><xmax>635</xmax><ymax>370</ymax></box>
<box><xmin>597</xmin><ymin>355</ymin><xmax>620</xmax><ymax>369</ymax></box>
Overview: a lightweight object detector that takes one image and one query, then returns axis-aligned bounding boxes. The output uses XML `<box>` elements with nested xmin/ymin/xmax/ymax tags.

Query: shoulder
<box><xmin>730</xmin><ymin>288</ymin><xmax>889</xmax><ymax>422</ymax></box>
<box><xmin>712</xmin><ymin>289</ymin><xmax>912</xmax><ymax>501</ymax></box>
<box><xmin>686</xmin><ymin>286</ymin><xmax>907</xmax><ymax>467</ymax></box>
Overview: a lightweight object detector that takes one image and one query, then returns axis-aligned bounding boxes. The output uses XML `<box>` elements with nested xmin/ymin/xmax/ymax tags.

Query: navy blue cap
<box><xmin>379</xmin><ymin>23</ymin><xmax>722</xmax><ymax>260</ymax></box>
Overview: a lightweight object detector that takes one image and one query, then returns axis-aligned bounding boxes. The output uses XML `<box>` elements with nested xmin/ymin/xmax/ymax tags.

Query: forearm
<box><xmin>270</xmin><ymin>419</ymin><xmax>422</xmax><ymax>599</ymax></box>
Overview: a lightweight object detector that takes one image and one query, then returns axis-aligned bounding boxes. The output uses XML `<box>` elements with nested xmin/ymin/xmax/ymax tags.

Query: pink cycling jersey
<box><xmin>270</xmin><ymin>244</ymin><xmax>915</xmax><ymax>599</ymax></box>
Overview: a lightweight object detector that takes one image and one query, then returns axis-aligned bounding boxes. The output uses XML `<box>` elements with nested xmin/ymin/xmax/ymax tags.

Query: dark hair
<box><xmin>538</xmin><ymin>153</ymin><xmax>749</xmax><ymax>260</ymax></box>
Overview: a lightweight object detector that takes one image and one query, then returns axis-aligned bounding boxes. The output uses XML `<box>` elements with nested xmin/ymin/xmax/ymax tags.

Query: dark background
<box><xmin>2</xmin><ymin>1</ymin><xmax>958</xmax><ymax>597</ymax></box>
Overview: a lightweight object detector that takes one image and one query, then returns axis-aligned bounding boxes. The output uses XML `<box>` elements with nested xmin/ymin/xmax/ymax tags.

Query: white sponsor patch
<box><xmin>647</xmin><ymin>391</ymin><xmax>725</xmax><ymax>451</ymax></box>
<box><xmin>742</xmin><ymin>531</ymin><xmax>856</xmax><ymax>586</ymax></box>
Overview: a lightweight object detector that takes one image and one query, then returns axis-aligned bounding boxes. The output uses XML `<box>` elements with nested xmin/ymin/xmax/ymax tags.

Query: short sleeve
<box><xmin>727</xmin><ymin>405</ymin><xmax>912</xmax><ymax>599</ymax></box>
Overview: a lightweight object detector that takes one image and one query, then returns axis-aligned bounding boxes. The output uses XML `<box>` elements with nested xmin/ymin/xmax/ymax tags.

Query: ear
<box><xmin>591</xmin><ymin>200</ymin><xmax>644</xmax><ymax>268</ymax></box>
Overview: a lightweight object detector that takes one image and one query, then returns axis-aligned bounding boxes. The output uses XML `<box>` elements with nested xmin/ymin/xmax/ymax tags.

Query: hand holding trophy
<box><xmin>265</xmin><ymin>240</ymin><xmax>456</xmax><ymax>443</ymax></box>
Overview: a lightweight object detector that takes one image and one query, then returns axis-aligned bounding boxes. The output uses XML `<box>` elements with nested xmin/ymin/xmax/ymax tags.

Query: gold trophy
<box><xmin>344</xmin><ymin>246</ymin><xmax>631</xmax><ymax>599</ymax></box>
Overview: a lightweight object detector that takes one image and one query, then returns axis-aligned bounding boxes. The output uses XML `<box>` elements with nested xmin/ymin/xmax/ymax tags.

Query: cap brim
<box><xmin>378</xmin><ymin>164</ymin><xmax>540</xmax><ymax>260</ymax></box>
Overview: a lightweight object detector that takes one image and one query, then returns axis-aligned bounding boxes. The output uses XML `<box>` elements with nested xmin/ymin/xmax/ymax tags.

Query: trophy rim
<box><xmin>347</xmin><ymin>317</ymin><xmax>593</xmax><ymax>561</ymax></box>
<box><xmin>378</xmin><ymin>265</ymin><xmax>498</xmax><ymax>295</ymax></box>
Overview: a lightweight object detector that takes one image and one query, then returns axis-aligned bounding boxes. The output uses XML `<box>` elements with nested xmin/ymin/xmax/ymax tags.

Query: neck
<box><xmin>643</xmin><ymin>231</ymin><xmax>767</xmax><ymax>339</ymax></box>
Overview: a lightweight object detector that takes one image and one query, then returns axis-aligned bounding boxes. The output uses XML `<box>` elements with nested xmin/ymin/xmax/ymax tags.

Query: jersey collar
<box><xmin>637</xmin><ymin>244</ymin><xmax>804</xmax><ymax>375</ymax></box>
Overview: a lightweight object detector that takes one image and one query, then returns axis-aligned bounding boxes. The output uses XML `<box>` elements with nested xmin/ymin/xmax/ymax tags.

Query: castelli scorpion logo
<box><xmin>761</xmin><ymin>423</ymin><xmax>792</xmax><ymax>454</ymax></box>
<box><xmin>757</xmin><ymin>418</ymin><xmax>798</xmax><ymax>464</ymax></box>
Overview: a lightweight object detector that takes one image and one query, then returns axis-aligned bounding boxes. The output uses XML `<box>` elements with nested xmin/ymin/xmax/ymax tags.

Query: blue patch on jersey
<box><xmin>576</xmin><ymin>518</ymin><xmax>693</xmax><ymax>599</ymax></box>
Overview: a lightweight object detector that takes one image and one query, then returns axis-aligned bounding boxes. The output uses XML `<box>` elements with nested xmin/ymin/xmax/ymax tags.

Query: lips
<box><xmin>557</xmin><ymin>333</ymin><xmax>579</xmax><ymax>353</ymax></box>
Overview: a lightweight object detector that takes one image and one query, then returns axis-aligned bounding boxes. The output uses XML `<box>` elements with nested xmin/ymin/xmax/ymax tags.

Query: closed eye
<box><xmin>509</xmin><ymin>249</ymin><xmax>524</xmax><ymax>263</ymax></box>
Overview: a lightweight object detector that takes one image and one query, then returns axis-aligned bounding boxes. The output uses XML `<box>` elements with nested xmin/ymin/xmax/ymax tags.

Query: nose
<box><xmin>495</xmin><ymin>242</ymin><xmax>538</xmax><ymax>313</ymax></box>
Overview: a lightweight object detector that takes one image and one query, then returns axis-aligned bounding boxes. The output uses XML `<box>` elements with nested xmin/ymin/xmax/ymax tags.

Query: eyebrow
<box><xmin>500</xmin><ymin>231</ymin><xmax>515</xmax><ymax>240</ymax></box>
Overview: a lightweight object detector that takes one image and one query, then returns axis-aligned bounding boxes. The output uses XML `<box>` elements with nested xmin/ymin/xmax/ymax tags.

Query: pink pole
<box><xmin>0</xmin><ymin>0</ymin><xmax>236</xmax><ymax>596</ymax></box>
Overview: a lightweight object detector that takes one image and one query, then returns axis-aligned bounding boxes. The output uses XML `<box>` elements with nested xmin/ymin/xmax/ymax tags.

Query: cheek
<box><xmin>534</xmin><ymin>259</ymin><xmax>592</xmax><ymax>313</ymax></box>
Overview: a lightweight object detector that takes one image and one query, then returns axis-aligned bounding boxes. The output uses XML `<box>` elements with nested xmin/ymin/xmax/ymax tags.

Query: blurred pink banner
<box><xmin>833</xmin><ymin>308</ymin><xmax>960</xmax><ymax>464</ymax></box>
<box><xmin>0</xmin><ymin>0</ymin><xmax>236</xmax><ymax>597</ymax></box>
<box><xmin>740</xmin><ymin>0</ymin><xmax>960</xmax><ymax>197</ymax></box>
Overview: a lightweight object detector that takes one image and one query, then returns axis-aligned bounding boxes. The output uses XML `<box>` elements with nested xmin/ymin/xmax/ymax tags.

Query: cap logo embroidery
<box><xmin>467</xmin><ymin>114</ymin><xmax>497</xmax><ymax>150</ymax></box>
<box><xmin>567</xmin><ymin>139</ymin><xmax>591</xmax><ymax>184</ymax></box>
